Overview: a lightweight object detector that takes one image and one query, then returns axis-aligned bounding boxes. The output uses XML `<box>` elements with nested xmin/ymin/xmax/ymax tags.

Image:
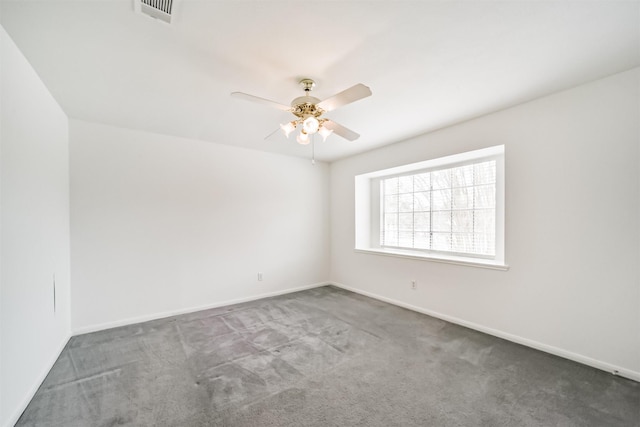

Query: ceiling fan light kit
<box><xmin>231</xmin><ymin>78</ymin><xmax>372</xmax><ymax>147</ymax></box>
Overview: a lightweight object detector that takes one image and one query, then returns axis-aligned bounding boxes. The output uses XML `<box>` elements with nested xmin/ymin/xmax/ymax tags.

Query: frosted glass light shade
<box><xmin>296</xmin><ymin>132</ymin><xmax>310</xmax><ymax>145</ymax></box>
<box><xmin>318</xmin><ymin>126</ymin><xmax>333</xmax><ymax>141</ymax></box>
<box><xmin>280</xmin><ymin>122</ymin><xmax>296</xmax><ymax>138</ymax></box>
<box><xmin>302</xmin><ymin>117</ymin><xmax>319</xmax><ymax>134</ymax></box>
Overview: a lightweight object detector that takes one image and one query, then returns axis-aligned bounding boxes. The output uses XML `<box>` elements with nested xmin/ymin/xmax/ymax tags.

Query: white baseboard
<box><xmin>330</xmin><ymin>281</ymin><xmax>640</xmax><ymax>383</ymax></box>
<box><xmin>73</xmin><ymin>282</ymin><xmax>330</xmax><ymax>336</ymax></box>
<box><xmin>4</xmin><ymin>332</ymin><xmax>72</xmax><ymax>427</ymax></box>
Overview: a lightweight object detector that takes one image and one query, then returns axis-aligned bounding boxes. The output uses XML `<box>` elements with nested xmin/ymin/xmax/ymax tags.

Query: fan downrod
<box><xmin>300</xmin><ymin>79</ymin><xmax>316</xmax><ymax>93</ymax></box>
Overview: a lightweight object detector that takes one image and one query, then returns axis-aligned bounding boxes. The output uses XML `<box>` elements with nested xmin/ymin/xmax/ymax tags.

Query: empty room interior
<box><xmin>1</xmin><ymin>1</ymin><xmax>639</xmax><ymax>426</ymax></box>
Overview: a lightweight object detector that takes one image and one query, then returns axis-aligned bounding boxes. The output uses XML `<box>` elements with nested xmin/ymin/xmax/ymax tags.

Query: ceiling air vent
<box><xmin>134</xmin><ymin>0</ymin><xmax>174</xmax><ymax>24</ymax></box>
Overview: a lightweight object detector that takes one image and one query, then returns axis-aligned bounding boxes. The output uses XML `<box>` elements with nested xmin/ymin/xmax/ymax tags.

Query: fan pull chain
<box><xmin>311</xmin><ymin>135</ymin><xmax>316</xmax><ymax>165</ymax></box>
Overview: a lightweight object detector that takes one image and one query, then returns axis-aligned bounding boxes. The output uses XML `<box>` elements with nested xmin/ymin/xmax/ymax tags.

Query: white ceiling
<box><xmin>2</xmin><ymin>1</ymin><xmax>639</xmax><ymax>162</ymax></box>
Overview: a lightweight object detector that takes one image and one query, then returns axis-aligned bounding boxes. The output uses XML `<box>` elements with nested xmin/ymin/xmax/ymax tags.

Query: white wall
<box><xmin>70</xmin><ymin>120</ymin><xmax>330</xmax><ymax>332</ymax></box>
<box><xmin>330</xmin><ymin>68</ymin><xmax>640</xmax><ymax>380</ymax></box>
<box><xmin>0</xmin><ymin>25</ymin><xmax>71</xmax><ymax>427</ymax></box>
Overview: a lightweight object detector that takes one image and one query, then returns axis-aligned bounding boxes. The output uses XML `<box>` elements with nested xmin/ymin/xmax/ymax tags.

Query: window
<box><xmin>355</xmin><ymin>146</ymin><xmax>506</xmax><ymax>269</ymax></box>
<box><xmin>381</xmin><ymin>161</ymin><xmax>496</xmax><ymax>257</ymax></box>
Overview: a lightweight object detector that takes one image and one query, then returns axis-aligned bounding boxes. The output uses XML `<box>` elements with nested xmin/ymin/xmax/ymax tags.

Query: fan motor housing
<box><xmin>291</xmin><ymin>96</ymin><xmax>323</xmax><ymax>119</ymax></box>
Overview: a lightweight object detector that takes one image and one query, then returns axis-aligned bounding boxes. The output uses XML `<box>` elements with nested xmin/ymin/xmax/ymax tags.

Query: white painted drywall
<box><xmin>0</xmin><ymin>25</ymin><xmax>71</xmax><ymax>427</ymax></box>
<box><xmin>69</xmin><ymin>120</ymin><xmax>330</xmax><ymax>332</ymax></box>
<box><xmin>330</xmin><ymin>68</ymin><xmax>640</xmax><ymax>379</ymax></box>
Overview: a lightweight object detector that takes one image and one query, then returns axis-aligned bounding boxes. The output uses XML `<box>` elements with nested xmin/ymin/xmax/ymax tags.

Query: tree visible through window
<box><xmin>380</xmin><ymin>161</ymin><xmax>496</xmax><ymax>257</ymax></box>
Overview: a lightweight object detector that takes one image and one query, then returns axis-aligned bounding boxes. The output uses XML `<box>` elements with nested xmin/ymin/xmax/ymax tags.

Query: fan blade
<box><xmin>264</xmin><ymin>127</ymin><xmax>282</xmax><ymax>140</ymax></box>
<box><xmin>323</xmin><ymin>119</ymin><xmax>360</xmax><ymax>141</ymax></box>
<box><xmin>317</xmin><ymin>83</ymin><xmax>372</xmax><ymax>112</ymax></box>
<box><xmin>231</xmin><ymin>92</ymin><xmax>290</xmax><ymax>111</ymax></box>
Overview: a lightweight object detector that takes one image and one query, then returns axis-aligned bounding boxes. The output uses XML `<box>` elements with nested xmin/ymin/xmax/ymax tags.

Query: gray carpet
<box><xmin>16</xmin><ymin>286</ymin><xmax>639</xmax><ymax>426</ymax></box>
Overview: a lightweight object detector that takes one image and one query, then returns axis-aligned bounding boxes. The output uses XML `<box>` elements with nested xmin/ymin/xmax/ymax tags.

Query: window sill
<box><xmin>354</xmin><ymin>248</ymin><xmax>509</xmax><ymax>271</ymax></box>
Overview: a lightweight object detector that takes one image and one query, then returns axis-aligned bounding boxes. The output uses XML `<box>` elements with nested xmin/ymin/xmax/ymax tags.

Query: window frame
<box><xmin>355</xmin><ymin>145</ymin><xmax>507</xmax><ymax>270</ymax></box>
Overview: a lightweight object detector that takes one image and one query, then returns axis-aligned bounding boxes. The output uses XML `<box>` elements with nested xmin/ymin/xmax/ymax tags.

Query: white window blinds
<box><xmin>381</xmin><ymin>160</ymin><xmax>496</xmax><ymax>257</ymax></box>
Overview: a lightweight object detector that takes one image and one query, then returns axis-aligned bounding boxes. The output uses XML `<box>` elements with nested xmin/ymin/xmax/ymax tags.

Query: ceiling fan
<box><xmin>231</xmin><ymin>79</ymin><xmax>372</xmax><ymax>145</ymax></box>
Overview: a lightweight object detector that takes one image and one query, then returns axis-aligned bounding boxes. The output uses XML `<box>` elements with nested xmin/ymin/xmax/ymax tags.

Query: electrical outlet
<box><xmin>258</xmin><ymin>272</ymin><xmax>263</xmax><ymax>281</ymax></box>
<box><xmin>411</xmin><ymin>280</ymin><xmax>417</xmax><ymax>290</ymax></box>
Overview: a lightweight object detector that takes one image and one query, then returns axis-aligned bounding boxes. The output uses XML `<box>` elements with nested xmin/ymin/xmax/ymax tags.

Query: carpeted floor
<box><xmin>17</xmin><ymin>286</ymin><xmax>639</xmax><ymax>426</ymax></box>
